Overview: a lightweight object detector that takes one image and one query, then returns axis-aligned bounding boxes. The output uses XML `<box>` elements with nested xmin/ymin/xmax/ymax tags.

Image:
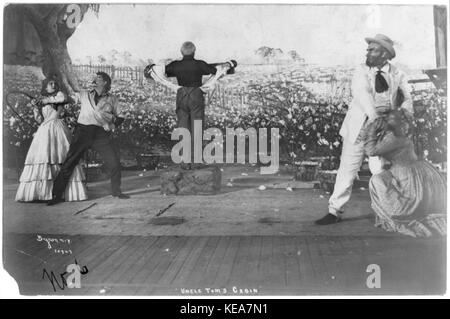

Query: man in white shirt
<box><xmin>48</xmin><ymin>72</ymin><xmax>129</xmax><ymax>205</ymax></box>
<box><xmin>315</xmin><ymin>34</ymin><xmax>413</xmax><ymax>225</ymax></box>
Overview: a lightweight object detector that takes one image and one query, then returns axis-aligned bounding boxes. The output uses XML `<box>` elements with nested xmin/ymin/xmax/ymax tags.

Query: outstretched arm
<box><xmin>111</xmin><ymin>96</ymin><xmax>126</xmax><ymax>127</ymax></box>
<box><xmin>67</xmin><ymin>91</ymin><xmax>82</xmax><ymax>105</ymax></box>
<box><xmin>144</xmin><ymin>64</ymin><xmax>180</xmax><ymax>92</ymax></box>
<box><xmin>200</xmin><ymin>63</ymin><xmax>233</xmax><ymax>92</ymax></box>
<box><xmin>200</xmin><ymin>61</ymin><xmax>217</xmax><ymax>76</ymax></box>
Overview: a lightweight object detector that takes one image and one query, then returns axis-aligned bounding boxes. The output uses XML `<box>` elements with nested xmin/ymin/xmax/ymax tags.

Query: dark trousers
<box><xmin>53</xmin><ymin>124</ymin><xmax>122</xmax><ymax>199</ymax></box>
<box><xmin>176</xmin><ymin>87</ymin><xmax>205</xmax><ymax>163</ymax></box>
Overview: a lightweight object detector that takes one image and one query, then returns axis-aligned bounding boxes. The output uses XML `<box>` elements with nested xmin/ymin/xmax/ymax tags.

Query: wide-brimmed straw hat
<box><xmin>365</xmin><ymin>34</ymin><xmax>396</xmax><ymax>59</ymax></box>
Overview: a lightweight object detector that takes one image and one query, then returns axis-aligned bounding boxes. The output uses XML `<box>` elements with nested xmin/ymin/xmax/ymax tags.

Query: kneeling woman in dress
<box><xmin>15</xmin><ymin>79</ymin><xmax>88</xmax><ymax>202</ymax></box>
<box><xmin>364</xmin><ymin>110</ymin><xmax>446</xmax><ymax>237</ymax></box>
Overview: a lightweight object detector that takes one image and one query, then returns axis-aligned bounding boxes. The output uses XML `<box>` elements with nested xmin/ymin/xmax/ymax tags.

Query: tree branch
<box><xmin>47</xmin><ymin>5</ymin><xmax>67</xmax><ymax>33</ymax></box>
<box><xmin>20</xmin><ymin>5</ymin><xmax>55</xmax><ymax>43</ymax></box>
<box><xmin>15</xmin><ymin>4</ymin><xmax>44</xmax><ymax>20</ymax></box>
<box><xmin>44</xmin><ymin>4</ymin><xmax>66</xmax><ymax>21</ymax></box>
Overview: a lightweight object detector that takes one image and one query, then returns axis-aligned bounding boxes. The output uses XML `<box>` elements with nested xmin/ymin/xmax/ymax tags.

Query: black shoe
<box><xmin>314</xmin><ymin>213</ymin><xmax>342</xmax><ymax>225</ymax></box>
<box><xmin>47</xmin><ymin>197</ymin><xmax>64</xmax><ymax>206</ymax></box>
<box><xmin>113</xmin><ymin>193</ymin><xmax>130</xmax><ymax>199</ymax></box>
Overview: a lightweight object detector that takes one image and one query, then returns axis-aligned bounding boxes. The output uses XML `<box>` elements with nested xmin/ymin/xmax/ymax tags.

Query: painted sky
<box><xmin>68</xmin><ymin>4</ymin><xmax>436</xmax><ymax>68</ymax></box>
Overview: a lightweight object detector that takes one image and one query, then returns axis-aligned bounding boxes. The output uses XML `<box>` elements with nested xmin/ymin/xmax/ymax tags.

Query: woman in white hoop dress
<box><xmin>15</xmin><ymin>79</ymin><xmax>88</xmax><ymax>202</ymax></box>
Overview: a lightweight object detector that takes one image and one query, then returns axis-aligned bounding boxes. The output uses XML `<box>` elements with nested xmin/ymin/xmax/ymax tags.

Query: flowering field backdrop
<box><xmin>3</xmin><ymin>64</ymin><xmax>447</xmax><ymax>173</ymax></box>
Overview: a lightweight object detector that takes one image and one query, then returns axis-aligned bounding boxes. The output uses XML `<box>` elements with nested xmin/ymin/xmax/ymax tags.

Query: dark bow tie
<box><xmin>375</xmin><ymin>70</ymin><xmax>389</xmax><ymax>93</ymax></box>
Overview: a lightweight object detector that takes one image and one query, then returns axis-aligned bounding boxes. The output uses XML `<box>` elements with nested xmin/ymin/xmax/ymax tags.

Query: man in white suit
<box><xmin>315</xmin><ymin>34</ymin><xmax>413</xmax><ymax>225</ymax></box>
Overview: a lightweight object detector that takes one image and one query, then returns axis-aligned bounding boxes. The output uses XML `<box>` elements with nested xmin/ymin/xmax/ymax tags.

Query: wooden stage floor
<box><xmin>3</xmin><ymin>233</ymin><xmax>446</xmax><ymax>296</ymax></box>
<box><xmin>3</xmin><ymin>165</ymin><xmax>446</xmax><ymax>296</ymax></box>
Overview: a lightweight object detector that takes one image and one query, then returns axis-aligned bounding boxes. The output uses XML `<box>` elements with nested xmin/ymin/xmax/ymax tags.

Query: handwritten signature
<box><xmin>42</xmin><ymin>259</ymin><xmax>88</xmax><ymax>292</ymax></box>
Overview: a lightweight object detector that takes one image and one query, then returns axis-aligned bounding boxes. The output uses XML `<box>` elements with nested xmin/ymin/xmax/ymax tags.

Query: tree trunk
<box><xmin>14</xmin><ymin>4</ymin><xmax>91</xmax><ymax>95</ymax></box>
<box><xmin>41</xmin><ymin>39</ymin><xmax>80</xmax><ymax>96</ymax></box>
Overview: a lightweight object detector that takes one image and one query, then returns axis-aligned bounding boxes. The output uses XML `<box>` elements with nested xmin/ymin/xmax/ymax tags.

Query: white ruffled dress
<box><xmin>15</xmin><ymin>92</ymin><xmax>88</xmax><ymax>202</ymax></box>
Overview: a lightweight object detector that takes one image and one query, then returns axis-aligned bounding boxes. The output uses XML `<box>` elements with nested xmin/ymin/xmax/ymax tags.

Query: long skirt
<box><xmin>15</xmin><ymin>119</ymin><xmax>88</xmax><ymax>202</ymax></box>
<box><xmin>369</xmin><ymin>161</ymin><xmax>446</xmax><ymax>237</ymax></box>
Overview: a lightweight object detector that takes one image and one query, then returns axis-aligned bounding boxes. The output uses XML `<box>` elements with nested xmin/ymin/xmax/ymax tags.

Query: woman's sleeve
<box><xmin>41</xmin><ymin>91</ymin><xmax>66</xmax><ymax>104</ymax></box>
<box><xmin>364</xmin><ymin>125</ymin><xmax>405</xmax><ymax>156</ymax></box>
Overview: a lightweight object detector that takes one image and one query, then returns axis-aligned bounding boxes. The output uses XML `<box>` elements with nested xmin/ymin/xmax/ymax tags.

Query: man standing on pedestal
<box><xmin>164</xmin><ymin>41</ymin><xmax>218</xmax><ymax>169</ymax></box>
<box><xmin>315</xmin><ymin>34</ymin><xmax>413</xmax><ymax>225</ymax></box>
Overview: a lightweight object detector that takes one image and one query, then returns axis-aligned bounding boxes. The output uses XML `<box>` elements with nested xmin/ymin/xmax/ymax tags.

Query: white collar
<box><xmin>370</xmin><ymin>62</ymin><xmax>390</xmax><ymax>74</ymax></box>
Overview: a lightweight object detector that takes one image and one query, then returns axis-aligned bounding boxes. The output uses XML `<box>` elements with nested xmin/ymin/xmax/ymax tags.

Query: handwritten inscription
<box><xmin>37</xmin><ymin>235</ymin><xmax>72</xmax><ymax>255</ymax></box>
<box><xmin>37</xmin><ymin>235</ymin><xmax>71</xmax><ymax>248</ymax></box>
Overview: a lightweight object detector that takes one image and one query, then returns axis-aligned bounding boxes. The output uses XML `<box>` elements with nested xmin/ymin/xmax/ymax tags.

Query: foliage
<box><xmin>3</xmin><ymin>66</ymin><xmax>447</xmax><ymax>170</ymax></box>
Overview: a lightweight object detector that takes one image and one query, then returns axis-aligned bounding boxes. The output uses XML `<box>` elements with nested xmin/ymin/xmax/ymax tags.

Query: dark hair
<box><xmin>96</xmin><ymin>71</ymin><xmax>112</xmax><ymax>93</ymax></box>
<box><xmin>387</xmin><ymin>109</ymin><xmax>413</xmax><ymax>137</ymax></box>
<box><xmin>40</xmin><ymin>78</ymin><xmax>60</xmax><ymax>96</ymax></box>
